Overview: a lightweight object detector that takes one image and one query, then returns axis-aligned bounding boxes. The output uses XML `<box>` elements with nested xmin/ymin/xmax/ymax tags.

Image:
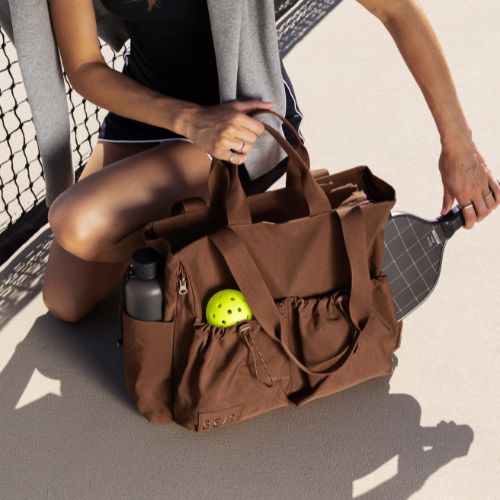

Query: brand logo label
<box><xmin>198</xmin><ymin>404</ymin><xmax>244</xmax><ymax>432</ymax></box>
<box><xmin>426</xmin><ymin>228</ymin><xmax>442</xmax><ymax>248</ymax></box>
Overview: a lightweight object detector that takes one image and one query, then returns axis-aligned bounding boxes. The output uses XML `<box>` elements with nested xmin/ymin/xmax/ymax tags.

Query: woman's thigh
<box><xmin>79</xmin><ymin>140</ymin><xmax>163</xmax><ymax>180</ymax></box>
<box><xmin>43</xmin><ymin>141</ymin><xmax>171</xmax><ymax>317</ymax></box>
<box><xmin>48</xmin><ymin>139</ymin><xmax>213</xmax><ymax>262</ymax></box>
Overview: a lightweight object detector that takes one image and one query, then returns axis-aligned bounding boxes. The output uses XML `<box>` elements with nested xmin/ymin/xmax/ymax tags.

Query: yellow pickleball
<box><xmin>206</xmin><ymin>289</ymin><xmax>253</xmax><ymax>327</ymax></box>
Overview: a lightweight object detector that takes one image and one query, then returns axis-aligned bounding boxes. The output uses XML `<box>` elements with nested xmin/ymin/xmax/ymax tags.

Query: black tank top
<box><xmin>101</xmin><ymin>0</ymin><xmax>220</xmax><ymax>105</ymax></box>
<box><xmin>99</xmin><ymin>0</ymin><xmax>305</xmax><ymax>146</ymax></box>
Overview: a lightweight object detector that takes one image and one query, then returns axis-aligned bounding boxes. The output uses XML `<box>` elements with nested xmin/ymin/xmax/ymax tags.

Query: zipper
<box><xmin>173</xmin><ymin>261</ymin><xmax>193</xmax><ymax>388</ymax></box>
<box><xmin>178</xmin><ymin>264</ymin><xmax>188</xmax><ymax>295</ymax></box>
<box><xmin>178</xmin><ymin>261</ymin><xmax>195</xmax><ymax>315</ymax></box>
<box><xmin>174</xmin><ymin>262</ymin><xmax>190</xmax><ymax>327</ymax></box>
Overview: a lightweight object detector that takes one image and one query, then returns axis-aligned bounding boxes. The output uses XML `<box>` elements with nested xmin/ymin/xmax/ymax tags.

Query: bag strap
<box><xmin>208</xmin><ymin>204</ymin><xmax>372</xmax><ymax>376</ymax></box>
<box><xmin>170</xmin><ymin>196</ymin><xmax>208</xmax><ymax>216</ymax></box>
<box><xmin>207</xmin><ymin>109</ymin><xmax>312</xmax><ymax>208</ymax></box>
<box><xmin>207</xmin><ymin>110</ymin><xmax>332</xmax><ymax>227</ymax></box>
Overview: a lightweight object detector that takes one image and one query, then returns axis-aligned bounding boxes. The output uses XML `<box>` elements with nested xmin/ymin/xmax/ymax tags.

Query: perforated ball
<box><xmin>206</xmin><ymin>289</ymin><xmax>253</xmax><ymax>327</ymax></box>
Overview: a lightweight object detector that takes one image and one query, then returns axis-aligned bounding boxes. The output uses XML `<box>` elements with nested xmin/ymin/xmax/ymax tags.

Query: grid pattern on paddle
<box><xmin>382</xmin><ymin>214</ymin><xmax>445</xmax><ymax>321</ymax></box>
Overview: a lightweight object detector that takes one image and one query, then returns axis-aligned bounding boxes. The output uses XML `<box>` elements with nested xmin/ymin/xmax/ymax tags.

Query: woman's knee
<box><xmin>48</xmin><ymin>193</ymin><xmax>111</xmax><ymax>262</ymax></box>
<box><xmin>44</xmin><ymin>298</ymin><xmax>91</xmax><ymax>324</ymax></box>
<box><xmin>48</xmin><ymin>140</ymin><xmax>213</xmax><ymax>261</ymax></box>
<box><xmin>42</xmin><ymin>285</ymin><xmax>93</xmax><ymax>323</ymax></box>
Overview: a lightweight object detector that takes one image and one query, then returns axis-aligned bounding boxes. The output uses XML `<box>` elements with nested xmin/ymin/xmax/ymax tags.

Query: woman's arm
<box><xmin>356</xmin><ymin>0</ymin><xmax>499</xmax><ymax>228</ymax></box>
<box><xmin>48</xmin><ymin>0</ymin><xmax>271</xmax><ymax>165</ymax></box>
<box><xmin>48</xmin><ymin>0</ymin><xmax>197</xmax><ymax>136</ymax></box>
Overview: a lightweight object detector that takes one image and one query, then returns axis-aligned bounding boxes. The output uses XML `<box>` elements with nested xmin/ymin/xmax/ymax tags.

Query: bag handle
<box><xmin>208</xmin><ymin>110</ymin><xmax>332</xmax><ymax>226</ymax></box>
<box><xmin>208</xmin><ymin>204</ymin><xmax>372</xmax><ymax>376</ymax></box>
<box><xmin>246</xmin><ymin>109</ymin><xmax>313</xmax><ymax>192</ymax></box>
<box><xmin>207</xmin><ymin>109</ymin><xmax>311</xmax><ymax>208</ymax></box>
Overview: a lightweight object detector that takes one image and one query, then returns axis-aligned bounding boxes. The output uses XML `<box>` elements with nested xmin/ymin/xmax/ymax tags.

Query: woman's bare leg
<box><xmin>42</xmin><ymin>139</ymin><xmax>211</xmax><ymax>322</ymax></box>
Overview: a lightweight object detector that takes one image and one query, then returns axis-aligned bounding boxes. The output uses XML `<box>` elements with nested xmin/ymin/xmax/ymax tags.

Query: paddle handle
<box><xmin>437</xmin><ymin>205</ymin><xmax>465</xmax><ymax>239</ymax></box>
<box><xmin>438</xmin><ymin>178</ymin><xmax>499</xmax><ymax>239</ymax></box>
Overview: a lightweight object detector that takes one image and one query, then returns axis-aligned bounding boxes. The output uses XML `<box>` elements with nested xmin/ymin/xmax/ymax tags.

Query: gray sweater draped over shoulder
<box><xmin>0</xmin><ymin>0</ymin><xmax>289</xmax><ymax>206</ymax></box>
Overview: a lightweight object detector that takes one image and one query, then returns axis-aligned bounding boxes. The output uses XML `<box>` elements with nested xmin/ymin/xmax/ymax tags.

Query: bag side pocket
<box><xmin>173</xmin><ymin>319</ymin><xmax>290</xmax><ymax>432</ymax></box>
<box><xmin>122</xmin><ymin>310</ymin><xmax>175</xmax><ymax>423</ymax></box>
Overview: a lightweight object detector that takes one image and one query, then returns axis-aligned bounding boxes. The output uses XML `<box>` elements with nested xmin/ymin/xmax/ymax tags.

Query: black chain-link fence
<box><xmin>0</xmin><ymin>0</ymin><xmax>343</xmax><ymax>265</ymax></box>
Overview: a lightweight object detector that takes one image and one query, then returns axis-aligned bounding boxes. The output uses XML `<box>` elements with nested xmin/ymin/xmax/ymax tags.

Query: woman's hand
<box><xmin>439</xmin><ymin>138</ymin><xmax>500</xmax><ymax>229</ymax></box>
<box><xmin>366</xmin><ymin>0</ymin><xmax>499</xmax><ymax>229</ymax></box>
<box><xmin>181</xmin><ymin>99</ymin><xmax>275</xmax><ymax>165</ymax></box>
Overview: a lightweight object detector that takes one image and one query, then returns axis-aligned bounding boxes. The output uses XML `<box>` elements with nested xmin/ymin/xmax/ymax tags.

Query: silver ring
<box><xmin>228</xmin><ymin>151</ymin><xmax>234</xmax><ymax>163</ymax></box>
<box><xmin>238</xmin><ymin>139</ymin><xmax>245</xmax><ymax>152</ymax></box>
<box><xmin>460</xmin><ymin>202</ymin><xmax>474</xmax><ymax>210</ymax></box>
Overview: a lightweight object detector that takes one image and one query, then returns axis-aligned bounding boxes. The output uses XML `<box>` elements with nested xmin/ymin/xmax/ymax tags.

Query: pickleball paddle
<box><xmin>382</xmin><ymin>204</ymin><xmax>466</xmax><ymax>321</ymax></box>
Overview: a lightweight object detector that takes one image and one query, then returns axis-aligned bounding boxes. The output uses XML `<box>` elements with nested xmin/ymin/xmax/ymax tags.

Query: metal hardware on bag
<box><xmin>173</xmin><ymin>262</ymin><xmax>192</xmax><ymax>387</ymax></box>
<box><xmin>178</xmin><ymin>278</ymin><xmax>188</xmax><ymax>295</ymax></box>
<box><xmin>178</xmin><ymin>265</ymin><xmax>188</xmax><ymax>295</ymax></box>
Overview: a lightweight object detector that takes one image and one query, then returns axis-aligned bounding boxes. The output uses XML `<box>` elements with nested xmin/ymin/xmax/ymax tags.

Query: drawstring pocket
<box><xmin>235</xmin><ymin>290</ymin><xmax>360</xmax><ymax>387</ymax></box>
<box><xmin>335</xmin><ymin>292</ymin><xmax>361</xmax><ymax>354</ymax></box>
<box><xmin>237</xmin><ymin>322</ymin><xmax>275</xmax><ymax>387</ymax></box>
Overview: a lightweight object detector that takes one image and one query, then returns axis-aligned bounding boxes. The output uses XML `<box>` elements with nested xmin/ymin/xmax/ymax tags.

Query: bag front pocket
<box><xmin>287</xmin><ymin>276</ymin><xmax>401</xmax><ymax>407</ymax></box>
<box><xmin>173</xmin><ymin>319</ymin><xmax>291</xmax><ymax>432</ymax></box>
<box><xmin>121</xmin><ymin>310</ymin><xmax>175</xmax><ymax>423</ymax></box>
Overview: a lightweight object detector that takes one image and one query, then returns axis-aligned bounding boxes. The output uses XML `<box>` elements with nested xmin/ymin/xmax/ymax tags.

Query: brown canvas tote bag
<box><xmin>120</xmin><ymin>109</ymin><xmax>403</xmax><ymax>432</ymax></box>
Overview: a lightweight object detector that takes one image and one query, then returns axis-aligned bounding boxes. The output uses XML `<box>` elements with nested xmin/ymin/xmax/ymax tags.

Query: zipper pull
<box><xmin>178</xmin><ymin>277</ymin><xmax>188</xmax><ymax>295</ymax></box>
<box><xmin>178</xmin><ymin>266</ymin><xmax>188</xmax><ymax>295</ymax></box>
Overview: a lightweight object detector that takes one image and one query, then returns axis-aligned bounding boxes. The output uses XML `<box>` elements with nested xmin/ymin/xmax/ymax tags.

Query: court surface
<box><xmin>1</xmin><ymin>1</ymin><xmax>499</xmax><ymax>498</ymax></box>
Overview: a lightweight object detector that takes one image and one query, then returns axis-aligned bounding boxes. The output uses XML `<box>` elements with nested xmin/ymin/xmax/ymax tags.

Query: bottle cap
<box><xmin>131</xmin><ymin>247</ymin><xmax>162</xmax><ymax>280</ymax></box>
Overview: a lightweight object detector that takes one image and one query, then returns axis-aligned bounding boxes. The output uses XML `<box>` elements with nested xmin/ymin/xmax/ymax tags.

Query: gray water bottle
<box><xmin>124</xmin><ymin>247</ymin><xmax>164</xmax><ymax>321</ymax></box>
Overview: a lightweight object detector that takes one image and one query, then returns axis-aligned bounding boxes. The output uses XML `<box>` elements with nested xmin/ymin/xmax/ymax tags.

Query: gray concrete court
<box><xmin>1</xmin><ymin>1</ymin><xmax>499</xmax><ymax>498</ymax></box>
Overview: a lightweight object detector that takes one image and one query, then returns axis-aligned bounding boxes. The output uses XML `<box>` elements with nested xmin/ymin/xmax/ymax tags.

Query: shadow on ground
<box><xmin>0</xmin><ymin>231</ymin><xmax>473</xmax><ymax>500</ymax></box>
<box><xmin>0</xmin><ymin>228</ymin><xmax>52</xmax><ymax>332</ymax></box>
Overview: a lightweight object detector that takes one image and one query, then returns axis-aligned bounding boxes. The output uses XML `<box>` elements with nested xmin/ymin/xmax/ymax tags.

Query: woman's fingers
<box><xmin>215</xmin><ymin>135</ymin><xmax>250</xmax><ymax>164</ymax></box>
<box><xmin>483</xmin><ymin>178</ymin><xmax>499</xmax><ymax>212</ymax></box>
<box><xmin>438</xmin><ymin>142</ymin><xmax>499</xmax><ymax>229</ymax></box>
<box><xmin>225</xmin><ymin>149</ymin><xmax>246</xmax><ymax>164</ymax></box>
<box><xmin>456</xmin><ymin>178</ymin><xmax>499</xmax><ymax>229</ymax></box>
<box><xmin>483</xmin><ymin>191</ymin><xmax>497</xmax><ymax>212</ymax></box>
<box><xmin>220</xmin><ymin>124</ymin><xmax>261</xmax><ymax>164</ymax></box>
<box><xmin>230</xmin><ymin>100</ymin><xmax>271</xmax><ymax>136</ymax></box>
<box><xmin>185</xmin><ymin>99</ymin><xmax>272</xmax><ymax>165</ymax></box>
<box><xmin>228</xmin><ymin>135</ymin><xmax>252</xmax><ymax>154</ymax></box>
<box><xmin>456</xmin><ymin>194</ymin><xmax>477</xmax><ymax>229</ymax></box>
<box><xmin>489</xmin><ymin>177</ymin><xmax>500</xmax><ymax>206</ymax></box>
<box><xmin>471</xmin><ymin>194</ymin><xmax>489</xmax><ymax>222</ymax></box>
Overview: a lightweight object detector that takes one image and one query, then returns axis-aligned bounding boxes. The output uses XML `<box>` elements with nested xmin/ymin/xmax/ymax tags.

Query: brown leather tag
<box><xmin>198</xmin><ymin>404</ymin><xmax>244</xmax><ymax>432</ymax></box>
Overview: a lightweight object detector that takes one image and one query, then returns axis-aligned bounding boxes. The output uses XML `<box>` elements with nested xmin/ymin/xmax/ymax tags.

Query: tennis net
<box><xmin>0</xmin><ymin>0</ymin><xmax>342</xmax><ymax>265</ymax></box>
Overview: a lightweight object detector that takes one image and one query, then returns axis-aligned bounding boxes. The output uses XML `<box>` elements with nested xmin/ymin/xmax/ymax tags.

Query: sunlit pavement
<box><xmin>1</xmin><ymin>1</ymin><xmax>498</xmax><ymax>498</ymax></box>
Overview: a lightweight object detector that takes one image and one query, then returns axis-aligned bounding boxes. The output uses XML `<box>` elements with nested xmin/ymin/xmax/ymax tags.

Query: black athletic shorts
<box><xmin>97</xmin><ymin>53</ymin><xmax>302</xmax><ymax>195</ymax></box>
